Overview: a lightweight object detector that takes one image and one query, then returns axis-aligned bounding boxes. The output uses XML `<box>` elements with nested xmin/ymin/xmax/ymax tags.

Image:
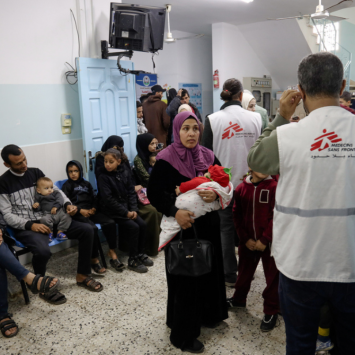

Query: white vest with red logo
<box><xmin>274</xmin><ymin>106</ymin><xmax>355</xmax><ymax>282</ymax></box>
<box><xmin>208</xmin><ymin>105</ymin><xmax>262</xmax><ymax>188</ymax></box>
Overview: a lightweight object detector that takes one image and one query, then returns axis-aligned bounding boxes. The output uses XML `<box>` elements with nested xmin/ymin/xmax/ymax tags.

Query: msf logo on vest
<box><xmin>222</xmin><ymin>121</ymin><xmax>243</xmax><ymax>140</ymax></box>
<box><xmin>310</xmin><ymin>129</ymin><xmax>342</xmax><ymax>151</ymax></box>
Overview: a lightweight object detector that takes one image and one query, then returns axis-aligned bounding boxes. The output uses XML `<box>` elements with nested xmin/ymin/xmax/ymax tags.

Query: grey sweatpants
<box><xmin>218</xmin><ymin>201</ymin><xmax>238</xmax><ymax>281</ymax></box>
<box><xmin>40</xmin><ymin>209</ymin><xmax>72</xmax><ymax>232</ymax></box>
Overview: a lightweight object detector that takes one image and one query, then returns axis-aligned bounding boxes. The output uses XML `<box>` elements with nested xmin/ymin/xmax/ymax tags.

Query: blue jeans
<box><xmin>0</xmin><ymin>242</ymin><xmax>29</xmax><ymax>317</ymax></box>
<box><xmin>279</xmin><ymin>272</ymin><xmax>355</xmax><ymax>355</ymax></box>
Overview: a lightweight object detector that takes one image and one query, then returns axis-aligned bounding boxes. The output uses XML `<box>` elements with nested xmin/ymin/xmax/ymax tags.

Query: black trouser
<box><xmin>14</xmin><ymin>220</ymin><xmax>94</xmax><ymax>275</ymax></box>
<box><xmin>114</xmin><ymin>216</ymin><xmax>146</xmax><ymax>258</ymax></box>
<box><xmin>319</xmin><ymin>303</ymin><xmax>332</xmax><ymax>330</ymax></box>
<box><xmin>73</xmin><ymin>212</ymin><xmax>117</xmax><ymax>251</ymax></box>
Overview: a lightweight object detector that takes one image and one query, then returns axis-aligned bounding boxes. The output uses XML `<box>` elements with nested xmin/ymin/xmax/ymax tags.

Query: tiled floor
<box><xmin>2</xmin><ymin>245</ymin><xmax>287</xmax><ymax>355</ymax></box>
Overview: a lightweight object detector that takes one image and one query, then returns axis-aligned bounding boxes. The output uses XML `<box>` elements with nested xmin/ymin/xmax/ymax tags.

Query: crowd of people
<box><xmin>1</xmin><ymin>52</ymin><xmax>355</xmax><ymax>355</ymax></box>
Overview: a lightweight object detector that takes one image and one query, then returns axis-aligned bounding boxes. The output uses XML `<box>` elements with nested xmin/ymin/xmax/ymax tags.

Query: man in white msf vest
<box><xmin>248</xmin><ymin>52</ymin><xmax>355</xmax><ymax>354</ymax></box>
<box><xmin>202</xmin><ymin>78</ymin><xmax>262</xmax><ymax>286</ymax></box>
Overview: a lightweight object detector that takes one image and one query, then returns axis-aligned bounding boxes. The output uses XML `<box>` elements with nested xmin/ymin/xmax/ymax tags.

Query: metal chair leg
<box><xmin>20</xmin><ymin>279</ymin><xmax>30</xmax><ymax>305</ymax></box>
<box><xmin>97</xmin><ymin>239</ymin><xmax>107</xmax><ymax>269</ymax></box>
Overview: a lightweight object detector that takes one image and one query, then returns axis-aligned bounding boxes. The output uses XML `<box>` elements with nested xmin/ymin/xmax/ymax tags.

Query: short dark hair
<box><xmin>139</xmin><ymin>94</ymin><xmax>149</xmax><ymax>104</ymax></box>
<box><xmin>221</xmin><ymin>79</ymin><xmax>243</xmax><ymax>101</ymax></box>
<box><xmin>298</xmin><ymin>52</ymin><xmax>344</xmax><ymax>98</ymax></box>
<box><xmin>67</xmin><ymin>163</ymin><xmax>78</xmax><ymax>170</ymax></box>
<box><xmin>181</xmin><ymin>89</ymin><xmax>190</xmax><ymax>98</ymax></box>
<box><xmin>136</xmin><ymin>101</ymin><xmax>142</xmax><ymax>109</ymax></box>
<box><xmin>37</xmin><ymin>177</ymin><xmax>52</xmax><ymax>186</ymax></box>
<box><xmin>341</xmin><ymin>91</ymin><xmax>352</xmax><ymax>102</ymax></box>
<box><xmin>1</xmin><ymin>144</ymin><xmax>21</xmax><ymax>164</ymax></box>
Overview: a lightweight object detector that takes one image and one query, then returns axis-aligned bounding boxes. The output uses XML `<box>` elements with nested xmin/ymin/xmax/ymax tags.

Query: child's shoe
<box><xmin>128</xmin><ymin>257</ymin><xmax>148</xmax><ymax>273</ymax></box>
<box><xmin>316</xmin><ymin>339</ymin><xmax>334</xmax><ymax>352</ymax></box>
<box><xmin>56</xmin><ymin>232</ymin><xmax>68</xmax><ymax>240</ymax></box>
<box><xmin>226</xmin><ymin>297</ymin><xmax>246</xmax><ymax>309</ymax></box>
<box><xmin>138</xmin><ymin>253</ymin><xmax>154</xmax><ymax>266</ymax></box>
<box><xmin>48</xmin><ymin>233</ymin><xmax>53</xmax><ymax>242</ymax></box>
<box><xmin>260</xmin><ymin>313</ymin><xmax>278</xmax><ymax>332</ymax></box>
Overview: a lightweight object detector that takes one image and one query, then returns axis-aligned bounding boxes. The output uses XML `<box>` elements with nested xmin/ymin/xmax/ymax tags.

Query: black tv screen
<box><xmin>109</xmin><ymin>3</ymin><xmax>166</xmax><ymax>53</ymax></box>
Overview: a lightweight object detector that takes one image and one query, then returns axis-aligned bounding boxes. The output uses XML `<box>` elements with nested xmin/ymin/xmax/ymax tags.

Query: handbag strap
<box><xmin>178</xmin><ymin>224</ymin><xmax>200</xmax><ymax>247</ymax></box>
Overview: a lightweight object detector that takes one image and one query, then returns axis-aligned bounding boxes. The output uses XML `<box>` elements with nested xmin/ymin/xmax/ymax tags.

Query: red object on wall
<box><xmin>213</xmin><ymin>70</ymin><xmax>219</xmax><ymax>89</ymax></box>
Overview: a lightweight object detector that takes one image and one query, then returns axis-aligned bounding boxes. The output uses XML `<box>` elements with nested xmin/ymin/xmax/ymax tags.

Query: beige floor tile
<box><xmin>3</xmin><ymin>244</ymin><xmax>286</xmax><ymax>354</ymax></box>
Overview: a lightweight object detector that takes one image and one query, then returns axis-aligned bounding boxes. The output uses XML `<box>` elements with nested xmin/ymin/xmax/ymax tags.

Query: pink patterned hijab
<box><xmin>156</xmin><ymin>112</ymin><xmax>215</xmax><ymax>179</ymax></box>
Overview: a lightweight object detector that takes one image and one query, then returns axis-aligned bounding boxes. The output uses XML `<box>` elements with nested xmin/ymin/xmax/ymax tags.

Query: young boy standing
<box><xmin>61</xmin><ymin>160</ymin><xmax>121</xmax><ymax>273</ymax></box>
<box><xmin>227</xmin><ymin>169</ymin><xmax>279</xmax><ymax>332</ymax></box>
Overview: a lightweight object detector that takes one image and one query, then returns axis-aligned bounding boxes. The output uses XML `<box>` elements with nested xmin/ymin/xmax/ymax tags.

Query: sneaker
<box><xmin>138</xmin><ymin>253</ymin><xmax>154</xmax><ymax>266</ymax></box>
<box><xmin>48</xmin><ymin>233</ymin><xmax>53</xmax><ymax>243</ymax></box>
<box><xmin>181</xmin><ymin>339</ymin><xmax>204</xmax><ymax>353</ymax></box>
<box><xmin>316</xmin><ymin>339</ymin><xmax>334</xmax><ymax>352</ymax></box>
<box><xmin>226</xmin><ymin>297</ymin><xmax>246</xmax><ymax>309</ymax></box>
<box><xmin>260</xmin><ymin>314</ymin><xmax>278</xmax><ymax>332</ymax></box>
<box><xmin>127</xmin><ymin>257</ymin><xmax>148</xmax><ymax>273</ymax></box>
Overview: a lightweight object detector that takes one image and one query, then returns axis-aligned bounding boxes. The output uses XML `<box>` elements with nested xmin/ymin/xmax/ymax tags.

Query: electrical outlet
<box><xmin>62</xmin><ymin>127</ymin><xmax>71</xmax><ymax>134</ymax></box>
<box><xmin>61</xmin><ymin>114</ymin><xmax>72</xmax><ymax>126</ymax></box>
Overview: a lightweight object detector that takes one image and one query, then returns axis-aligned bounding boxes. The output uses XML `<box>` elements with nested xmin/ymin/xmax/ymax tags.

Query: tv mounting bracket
<box><xmin>101</xmin><ymin>40</ymin><xmax>150</xmax><ymax>76</ymax></box>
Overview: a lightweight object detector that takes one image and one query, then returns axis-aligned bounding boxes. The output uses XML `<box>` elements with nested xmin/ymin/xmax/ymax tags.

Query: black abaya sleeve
<box><xmin>147</xmin><ymin>160</ymin><xmax>179</xmax><ymax>218</ymax></box>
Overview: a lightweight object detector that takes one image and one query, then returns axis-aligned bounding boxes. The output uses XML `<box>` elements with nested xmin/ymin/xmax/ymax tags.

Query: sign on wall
<box><xmin>178</xmin><ymin>83</ymin><xmax>203</xmax><ymax>115</ymax></box>
<box><xmin>135</xmin><ymin>74</ymin><xmax>158</xmax><ymax>100</ymax></box>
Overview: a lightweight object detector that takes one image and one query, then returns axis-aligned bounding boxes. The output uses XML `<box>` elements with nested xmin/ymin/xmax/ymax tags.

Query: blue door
<box><xmin>77</xmin><ymin>58</ymin><xmax>137</xmax><ymax>189</ymax></box>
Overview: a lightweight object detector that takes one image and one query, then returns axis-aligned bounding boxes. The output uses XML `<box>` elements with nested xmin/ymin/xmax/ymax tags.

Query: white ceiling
<box><xmin>129</xmin><ymin>0</ymin><xmax>352</xmax><ymax>34</ymax></box>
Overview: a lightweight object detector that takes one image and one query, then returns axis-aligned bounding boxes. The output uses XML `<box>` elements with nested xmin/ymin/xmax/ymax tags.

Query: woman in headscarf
<box><xmin>178</xmin><ymin>104</ymin><xmax>193</xmax><ymax>114</ymax></box>
<box><xmin>147</xmin><ymin>112</ymin><xmax>228</xmax><ymax>354</ymax></box>
<box><xmin>96</xmin><ymin>135</ymin><xmax>161</xmax><ymax>256</ymax></box>
<box><xmin>242</xmin><ymin>91</ymin><xmax>257</xmax><ymax>112</ymax></box>
<box><xmin>134</xmin><ymin>133</ymin><xmax>158</xmax><ymax>187</ymax></box>
<box><xmin>133</xmin><ymin>133</ymin><xmax>162</xmax><ymax>256</ymax></box>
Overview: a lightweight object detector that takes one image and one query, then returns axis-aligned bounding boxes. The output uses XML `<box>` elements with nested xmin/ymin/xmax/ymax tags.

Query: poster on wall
<box><xmin>178</xmin><ymin>83</ymin><xmax>202</xmax><ymax>115</ymax></box>
<box><xmin>135</xmin><ymin>74</ymin><xmax>158</xmax><ymax>100</ymax></box>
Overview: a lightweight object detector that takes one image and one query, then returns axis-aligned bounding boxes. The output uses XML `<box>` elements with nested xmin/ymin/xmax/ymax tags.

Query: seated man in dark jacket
<box><xmin>62</xmin><ymin>160</ymin><xmax>119</xmax><ymax>272</ymax></box>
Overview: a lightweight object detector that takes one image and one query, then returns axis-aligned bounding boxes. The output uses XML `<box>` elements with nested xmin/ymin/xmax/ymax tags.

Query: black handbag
<box><xmin>166</xmin><ymin>225</ymin><xmax>213</xmax><ymax>277</ymax></box>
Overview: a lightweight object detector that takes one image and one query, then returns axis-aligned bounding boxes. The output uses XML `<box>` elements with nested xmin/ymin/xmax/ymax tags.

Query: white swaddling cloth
<box><xmin>159</xmin><ymin>181</ymin><xmax>233</xmax><ymax>251</ymax></box>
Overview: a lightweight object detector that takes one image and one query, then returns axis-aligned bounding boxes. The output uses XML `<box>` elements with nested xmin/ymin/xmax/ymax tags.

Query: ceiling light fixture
<box><xmin>241</xmin><ymin>0</ymin><xmax>254</xmax><ymax>3</ymax></box>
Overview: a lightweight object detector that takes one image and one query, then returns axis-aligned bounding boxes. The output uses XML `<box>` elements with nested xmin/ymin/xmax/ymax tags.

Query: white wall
<box><xmin>239</xmin><ymin>20</ymin><xmax>312</xmax><ymax>90</ymax></box>
<box><xmin>0</xmin><ymin>0</ymin><xmax>212</xmax><ymax>184</ymax></box>
<box><xmin>212</xmin><ymin>23</ymin><xmax>280</xmax><ymax>112</ymax></box>
<box><xmin>127</xmin><ymin>31</ymin><xmax>214</xmax><ymax>119</ymax></box>
<box><xmin>0</xmin><ymin>0</ymin><xmax>119</xmax><ymax>180</ymax></box>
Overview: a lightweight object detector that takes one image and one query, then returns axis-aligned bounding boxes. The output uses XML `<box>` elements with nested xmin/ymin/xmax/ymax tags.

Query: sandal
<box><xmin>26</xmin><ymin>274</ymin><xmax>60</xmax><ymax>295</ymax></box>
<box><xmin>110</xmin><ymin>258</ymin><xmax>125</xmax><ymax>271</ymax></box>
<box><xmin>77</xmin><ymin>277</ymin><xmax>104</xmax><ymax>292</ymax></box>
<box><xmin>56</xmin><ymin>232</ymin><xmax>68</xmax><ymax>240</ymax></box>
<box><xmin>91</xmin><ymin>262</ymin><xmax>106</xmax><ymax>274</ymax></box>
<box><xmin>0</xmin><ymin>313</ymin><xmax>19</xmax><ymax>338</ymax></box>
<box><xmin>39</xmin><ymin>289</ymin><xmax>67</xmax><ymax>305</ymax></box>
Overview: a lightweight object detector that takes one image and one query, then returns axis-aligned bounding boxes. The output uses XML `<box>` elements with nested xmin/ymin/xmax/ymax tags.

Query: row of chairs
<box><xmin>6</xmin><ymin>179</ymin><xmax>107</xmax><ymax>304</ymax></box>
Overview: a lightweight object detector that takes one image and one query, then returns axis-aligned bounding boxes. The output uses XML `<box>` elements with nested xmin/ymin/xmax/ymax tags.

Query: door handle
<box><xmin>88</xmin><ymin>151</ymin><xmax>94</xmax><ymax>171</ymax></box>
<box><xmin>83</xmin><ymin>150</ymin><xmax>88</xmax><ymax>173</ymax></box>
